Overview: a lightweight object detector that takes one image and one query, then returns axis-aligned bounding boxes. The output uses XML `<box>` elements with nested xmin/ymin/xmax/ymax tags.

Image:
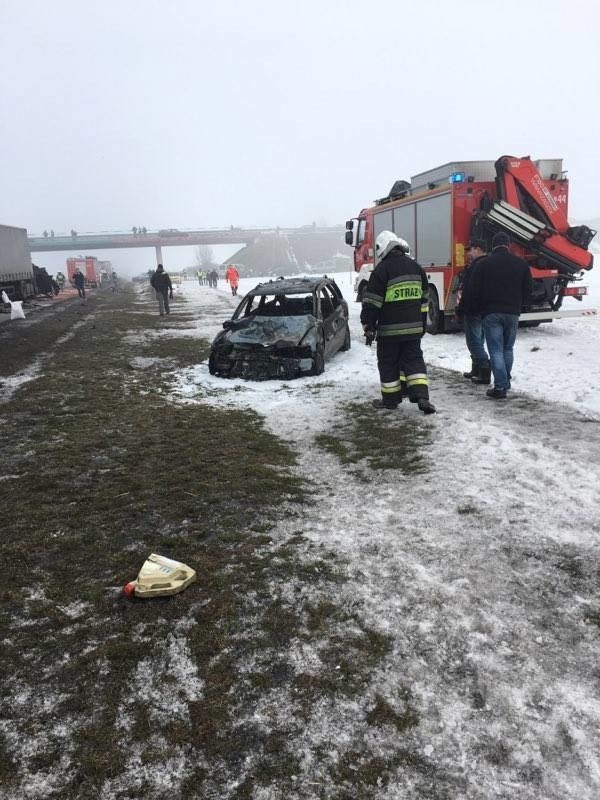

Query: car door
<box><xmin>319</xmin><ymin>286</ymin><xmax>345</xmax><ymax>357</ymax></box>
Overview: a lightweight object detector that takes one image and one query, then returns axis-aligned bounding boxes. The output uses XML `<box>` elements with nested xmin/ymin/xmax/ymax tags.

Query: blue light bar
<box><xmin>449</xmin><ymin>171</ymin><xmax>466</xmax><ymax>184</ymax></box>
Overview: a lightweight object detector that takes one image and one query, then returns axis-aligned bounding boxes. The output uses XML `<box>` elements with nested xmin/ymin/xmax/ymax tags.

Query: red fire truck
<box><xmin>66</xmin><ymin>256</ymin><xmax>101</xmax><ymax>288</ymax></box>
<box><xmin>345</xmin><ymin>156</ymin><xmax>596</xmax><ymax>333</ymax></box>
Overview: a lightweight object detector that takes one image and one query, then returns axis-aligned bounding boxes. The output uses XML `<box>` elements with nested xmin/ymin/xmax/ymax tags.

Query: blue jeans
<box><xmin>464</xmin><ymin>314</ymin><xmax>489</xmax><ymax>365</ymax></box>
<box><xmin>482</xmin><ymin>313</ymin><xmax>518</xmax><ymax>390</ymax></box>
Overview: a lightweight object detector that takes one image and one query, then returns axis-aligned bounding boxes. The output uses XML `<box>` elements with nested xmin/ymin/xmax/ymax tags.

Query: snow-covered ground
<box><xmin>162</xmin><ymin>272</ymin><xmax>600</xmax><ymax>798</ymax></box>
<box><xmin>176</xmin><ymin>263</ymin><xmax>600</xmax><ymax>417</ymax></box>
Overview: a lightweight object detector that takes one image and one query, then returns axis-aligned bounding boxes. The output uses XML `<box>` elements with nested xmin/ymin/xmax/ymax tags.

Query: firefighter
<box><xmin>73</xmin><ymin>266</ymin><xmax>86</xmax><ymax>303</ymax></box>
<box><xmin>361</xmin><ymin>231</ymin><xmax>436</xmax><ymax>414</ymax></box>
<box><xmin>455</xmin><ymin>238</ymin><xmax>490</xmax><ymax>384</ymax></box>
<box><xmin>469</xmin><ymin>231</ymin><xmax>532</xmax><ymax>399</ymax></box>
<box><xmin>225</xmin><ymin>264</ymin><xmax>240</xmax><ymax>296</ymax></box>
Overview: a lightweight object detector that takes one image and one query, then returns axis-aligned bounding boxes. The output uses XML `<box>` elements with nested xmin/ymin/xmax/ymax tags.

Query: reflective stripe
<box><xmin>406</xmin><ymin>373</ymin><xmax>427</xmax><ymax>381</ymax></box>
<box><xmin>381</xmin><ymin>380</ymin><xmax>401</xmax><ymax>389</ymax></box>
<box><xmin>363</xmin><ymin>290</ymin><xmax>384</xmax><ymax>308</ymax></box>
<box><xmin>378</xmin><ymin>326</ymin><xmax>424</xmax><ymax>336</ymax></box>
<box><xmin>420</xmin><ymin>303</ymin><xmax>429</xmax><ymax>313</ymax></box>
<box><xmin>387</xmin><ymin>273</ymin><xmax>423</xmax><ymax>286</ymax></box>
<box><xmin>381</xmin><ymin>384</ymin><xmax>402</xmax><ymax>394</ymax></box>
<box><xmin>384</xmin><ymin>281</ymin><xmax>423</xmax><ymax>303</ymax></box>
<box><xmin>407</xmin><ymin>377</ymin><xmax>429</xmax><ymax>387</ymax></box>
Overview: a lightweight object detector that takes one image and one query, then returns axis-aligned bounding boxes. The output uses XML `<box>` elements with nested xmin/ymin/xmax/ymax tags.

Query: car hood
<box><xmin>223</xmin><ymin>314</ymin><xmax>316</xmax><ymax>347</ymax></box>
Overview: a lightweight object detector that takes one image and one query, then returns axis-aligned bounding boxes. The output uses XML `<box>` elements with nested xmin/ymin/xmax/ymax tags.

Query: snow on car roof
<box><xmin>248</xmin><ymin>276</ymin><xmax>335</xmax><ymax>296</ymax></box>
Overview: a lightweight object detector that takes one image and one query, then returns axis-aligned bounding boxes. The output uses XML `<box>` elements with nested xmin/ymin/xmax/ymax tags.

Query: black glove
<box><xmin>364</xmin><ymin>329</ymin><xmax>375</xmax><ymax>346</ymax></box>
<box><xmin>169</xmin><ymin>292</ymin><xmax>173</xmax><ymax>300</ymax></box>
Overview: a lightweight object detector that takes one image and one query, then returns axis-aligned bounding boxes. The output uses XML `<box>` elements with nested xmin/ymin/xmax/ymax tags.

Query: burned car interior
<box><xmin>208</xmin><ymin>277</ymin><xmax>351</xmax><ymax>380</ymax></box>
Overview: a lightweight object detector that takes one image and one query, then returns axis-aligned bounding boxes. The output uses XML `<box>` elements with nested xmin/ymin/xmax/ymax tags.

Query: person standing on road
<box><xmin>455</xmin><ymin>239</ymin><xmax>491</xmax><ymax>384</ymax></box>
<box><xmin>150</xmin><ymin>264</ymin><xmax>173</xmax><ymax>316</ymax></box>
<box><xmin>469</xmin><ymin>231</ymin><xmax>533</xmax><ymax>399</ymax></box>
<box><xmin>225</xmin><ymin>264</ymin><xmax>239</xmax><ymax>296</ymax></box>
<box><xmin>73</xmin><ymin>267</ymin><xmax>86</xmax><ymax>304</ymax></box>
<box><xmin>361</xmin><ymin>230</ymin><xmax>436</xmax><ymax>414</ymax></box>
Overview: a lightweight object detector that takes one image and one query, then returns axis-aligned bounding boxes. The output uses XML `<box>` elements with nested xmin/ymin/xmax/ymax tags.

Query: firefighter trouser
<box><xmin>376</xmin><ymin>337</ymin><xmax>429</xmax><ymax>406</ymax></box>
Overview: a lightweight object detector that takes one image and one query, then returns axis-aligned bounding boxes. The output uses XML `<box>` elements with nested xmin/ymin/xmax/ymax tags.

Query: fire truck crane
<box><xmin>346</xmin><ymin>156</ymin><xmax>596</xmax><ymax>333</ymax></box>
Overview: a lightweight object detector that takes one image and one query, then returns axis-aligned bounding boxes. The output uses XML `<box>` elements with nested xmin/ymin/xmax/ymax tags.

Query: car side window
<box><xmin>325</xmin><ymin>286</ymin><xmax>340</xmax><ymax>308</ymax></box>
<box><xmin>320</xmin><ymin>288</ymin><xmax>334</xmax><ymax>318</ymax></box>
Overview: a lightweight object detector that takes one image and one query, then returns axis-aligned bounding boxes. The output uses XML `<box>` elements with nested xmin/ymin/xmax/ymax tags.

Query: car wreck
<box><xmin>208</xmin><ymin>276</ymin><xmax>351</xmax><ymax>380</ymax></box>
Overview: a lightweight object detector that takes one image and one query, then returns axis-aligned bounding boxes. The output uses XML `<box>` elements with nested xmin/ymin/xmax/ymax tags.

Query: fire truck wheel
<box><xmin>426</xmin><ymin>286</ymin><xmax>443</xmax><ymax>335</ymax></box>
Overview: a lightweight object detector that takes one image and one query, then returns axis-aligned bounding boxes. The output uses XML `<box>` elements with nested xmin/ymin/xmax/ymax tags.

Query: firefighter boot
<box><xmin>372</xmin><ymin>399</ymin><xmax>400</xmax><ymax>410</ymax></box>
<box><xmin>463</xmin><ymin>360</ymin><xmax>477</xmax><ymax>379</ymax></box>
<box><xmin>417</xmin><ymin>398</ymin><xmax>436</xmax><ymax>415</ymax></box>
<box><xmin>471</xmin><ymin>364</ymin><xmax>491</xmax><ymax>385</ymax></box>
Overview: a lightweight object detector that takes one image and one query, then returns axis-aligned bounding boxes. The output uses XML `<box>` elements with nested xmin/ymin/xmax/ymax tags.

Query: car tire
<box><xmin>340</xmin><ymin>324</ymin><xmax>351</xmax><ymax>351</ymax></box>
<box><xmin>312</xmin><ymin>344</ymin><xmax>325</xmax><ymax>375</ymax></box>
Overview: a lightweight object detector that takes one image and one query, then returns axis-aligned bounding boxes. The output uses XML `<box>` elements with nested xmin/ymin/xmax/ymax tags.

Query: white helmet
<box><xmin>375</xmin><ymin>230</ymin><xmax>410</xmax><ymax>263</ymax></box>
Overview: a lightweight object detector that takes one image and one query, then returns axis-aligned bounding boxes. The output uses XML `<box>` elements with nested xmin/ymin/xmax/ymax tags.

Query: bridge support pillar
<box><xmin>155</xmin><ymin>245</ymin><xmax>163</xmax><ymax>266</ymax></box>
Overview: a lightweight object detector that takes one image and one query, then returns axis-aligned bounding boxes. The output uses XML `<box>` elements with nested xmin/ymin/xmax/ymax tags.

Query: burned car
<box><xmin>208</xmin><ymin>276</ymin><xmax>351</xmax><ymax>380</ymax></box>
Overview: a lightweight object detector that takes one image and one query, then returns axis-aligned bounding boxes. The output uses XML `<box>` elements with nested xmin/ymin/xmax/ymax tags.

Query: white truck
<box><xmin>0</xmin><ymin>224</ymin><xmax>35</xmax><ymax>300</ymax></box>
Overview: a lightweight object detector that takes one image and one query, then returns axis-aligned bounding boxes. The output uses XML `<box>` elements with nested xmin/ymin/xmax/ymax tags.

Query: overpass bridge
<box><xmin>28</xmin><ymin>225</ymin><xmax>345</xmax><ymax>267</ymax></box>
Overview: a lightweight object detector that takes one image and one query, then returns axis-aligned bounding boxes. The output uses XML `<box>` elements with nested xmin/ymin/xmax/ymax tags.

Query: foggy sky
<box><xmin>1</xmin><ymin>0</ymin><xmax>599</xmax><ymax>276</ymax></box>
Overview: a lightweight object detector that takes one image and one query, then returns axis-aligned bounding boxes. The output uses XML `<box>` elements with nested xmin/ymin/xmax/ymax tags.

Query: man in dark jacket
<box><xmin>361</xmin><ymin>230</ymin><xmax>436</xmax><ymax>414</ymax></box>
<box><xmin>455</xmin><ymin>239</ymin><xmax>490</xmax><ymax>384</ymax></box>
<box><xmin>150</xmin><ymin>264</ymin><xmax>173</xmax><ymax>316</ymax></box>
<box><xmin>469</xmin><ymin>231</ymin><xmax>533</xmax><ymax>399</ymax></box>
<box><xmin>73</xmin><ymin>266</ymin><xmax>86</xmax><ymax>303</ymax></box>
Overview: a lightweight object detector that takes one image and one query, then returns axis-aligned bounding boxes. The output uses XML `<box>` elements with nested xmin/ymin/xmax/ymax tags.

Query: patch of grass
<box><xmin>366</xmin><ymin>691</ymin><xmax>419</xmax><ymax>732</ymax></box>
<box><xmin>315</xmin><ymin>401</ymin><xmax>432</xmax><ymax>474</ymax></box>
<box><xmin>457</xmin><ymin>503</ymin><xmax>478</xmax><ymax>515</ymax></box>
<box><xmin>0</xmin><ymin>288</ymin><xmax>320</xmax><ymax>795</ymax></box>
<box><xmin>584</xmin><ymin>610</ymin><xmax>600</xmax><ymax>627</ymax></box>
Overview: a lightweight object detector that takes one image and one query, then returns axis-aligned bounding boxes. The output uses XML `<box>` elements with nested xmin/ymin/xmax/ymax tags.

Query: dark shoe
<box><xmin>417</xmin><ymin>399</ymin><xmax>436</xmax><ymax>414</ymax></box>
<box><xmin>463</xmin><ymin>360</ymin><xmax>477</xmax><ymax>379</ymax></box>
<box><xmin>486</xmin><ymin>388</ymin><xmax>507</xmax><ymax>399</ymax></box>
<box><xmin>472</xmin><ymin>366</ymin><xmax>491</xmax><ymax>385</ymax></box>
<box><xmin>371</xmin><ymin>399</ymin><xmax>400</xmax><ymax>410</ymax></box>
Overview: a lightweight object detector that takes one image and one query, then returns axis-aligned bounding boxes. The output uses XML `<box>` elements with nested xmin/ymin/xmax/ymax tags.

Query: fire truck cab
<box><xmin>346</xmin><ymin>157</ymin><xmax>595</xmax><ymax>334</ymax></box>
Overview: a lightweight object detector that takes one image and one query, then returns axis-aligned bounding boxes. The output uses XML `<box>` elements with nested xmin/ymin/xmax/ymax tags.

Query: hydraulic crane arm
<box><xmin>488</xmin><ymin>155</ymin><xmax>595</xmax><ymax>274</ymax></box>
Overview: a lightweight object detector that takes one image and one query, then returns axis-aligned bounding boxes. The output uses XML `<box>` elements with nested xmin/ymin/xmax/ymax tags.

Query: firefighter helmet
<box><xmin>375</xmin><ymin>230</ymin><xmax>410</xmax><ymax>263</ymax></box>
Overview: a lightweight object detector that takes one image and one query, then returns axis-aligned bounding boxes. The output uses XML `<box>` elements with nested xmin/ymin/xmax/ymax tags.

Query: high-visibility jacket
<box><xmin>360</xmin><ymin>248</ymin><xmax>428</xmax><ymax>339</ymax></box>
<box><xmin>225</xmin><ymin>266</ymin><xmax>239</xmax><ymax>286</ymax></box>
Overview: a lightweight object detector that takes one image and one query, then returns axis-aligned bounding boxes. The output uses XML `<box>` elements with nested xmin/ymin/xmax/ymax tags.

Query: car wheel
<box><xmin>340</xmin><ymin>323</ymin><xmax>351</xmax><ymax>351</ymax></box>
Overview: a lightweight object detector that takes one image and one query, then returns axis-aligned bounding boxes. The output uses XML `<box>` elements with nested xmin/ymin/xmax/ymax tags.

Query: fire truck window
<box><xmin>374</xmin><ymin>210</ymin><xmax>393</xmax><ymax>240</ymax></box>
<box><xmin>358</xmin><ymin>219</ymin><xmax>367</xmax><ymax>244</ymax></box>
<box><xmin>393</xmin><ymin>205</ymin><xmax>416</xmax><ymax>254</ymax></box>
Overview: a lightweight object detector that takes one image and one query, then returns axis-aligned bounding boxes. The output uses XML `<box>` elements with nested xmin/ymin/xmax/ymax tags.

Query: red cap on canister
<box><xmin>122</xmin><ymin>581</ymin><xmax>137</xmax><ymax>597</ymax></box>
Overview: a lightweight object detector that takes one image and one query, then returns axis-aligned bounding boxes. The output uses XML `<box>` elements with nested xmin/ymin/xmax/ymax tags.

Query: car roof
<box><xmin>247</xmin><ymin>276</ymin><xmax>338</xmax><ymax>296</ymax></box>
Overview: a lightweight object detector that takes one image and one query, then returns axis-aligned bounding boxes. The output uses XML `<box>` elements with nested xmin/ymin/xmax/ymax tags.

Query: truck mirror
<box><xmin>345</xmin><ymin>230</ymin><xmax>354</xmax><ymax>246</ymax></box>
<box><xmin>345</xmin><ymin>219</ymin><xmax>354</xmax><ymax>230</ymax></box>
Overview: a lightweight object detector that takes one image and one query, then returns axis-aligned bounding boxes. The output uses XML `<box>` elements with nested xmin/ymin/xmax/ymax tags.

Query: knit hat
<box><xmin>492</xmin><ymin>232</ymin><xmax>510</xmax><ymax>249</ymax></box>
